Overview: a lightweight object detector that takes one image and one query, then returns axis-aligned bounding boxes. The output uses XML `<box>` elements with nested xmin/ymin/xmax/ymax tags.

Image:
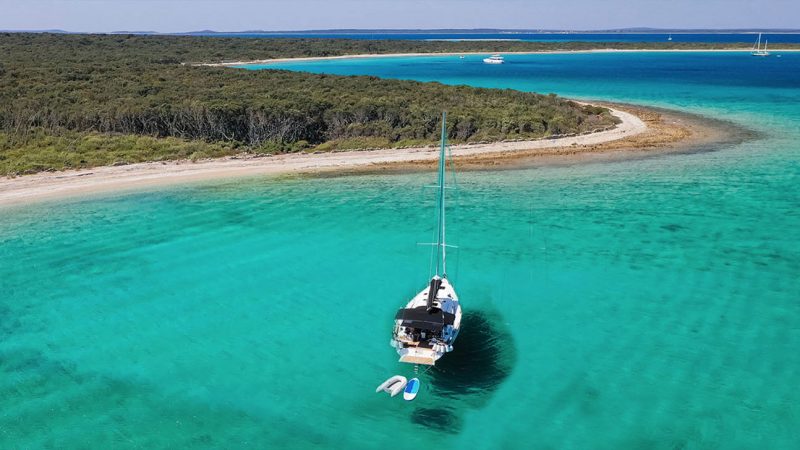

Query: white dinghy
<box><xmin>375</xmin><ymin>375</ymin><xmax>407</xmax><ymax>397</ymax></box>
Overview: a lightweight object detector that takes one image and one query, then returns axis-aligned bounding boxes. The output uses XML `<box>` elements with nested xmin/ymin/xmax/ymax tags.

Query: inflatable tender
<box><xmin>375</xmin><ymin>375</ymin><xmax>407</xmax><ymax>397</ymax></box>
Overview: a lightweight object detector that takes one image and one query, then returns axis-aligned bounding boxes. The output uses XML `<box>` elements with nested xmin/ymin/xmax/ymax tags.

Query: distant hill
<box><xmin>2</xmin><ymin>28</ymin><xmax>800</xmax><ymax>35</ymax></box>
<box><xmin>110</xmin><ymin>31</ymin><xmax>159</xmax><ymax>35</ymax></box>
<box><xmin>0</xmin><ymin>29</ymin><xmax>70</xmax><ymax>33</ymax></box>
<box><xmin>183</xmin><ymin>28</ymin><xmax>800</xmax><ymax>35</ymax></box>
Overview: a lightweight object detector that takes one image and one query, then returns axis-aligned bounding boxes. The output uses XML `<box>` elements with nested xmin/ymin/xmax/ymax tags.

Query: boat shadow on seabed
<box><xmin>410</xmin><ymin>309</ymin><xmax>517</xmax><ymax>433</ymax></box>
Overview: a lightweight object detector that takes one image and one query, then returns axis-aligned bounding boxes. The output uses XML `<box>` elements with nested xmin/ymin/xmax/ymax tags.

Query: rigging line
<box><xmin>427</xmin><ymin>174</ymin><xmax>438</xmax><ymax>280</ymax></box>
<box><xmin>445</xmin><ymin>132</ymin><xmax>461</xmax><ymax>283</ymax></box>
<box><xmin>446</xmin><ymin>143</ymin><xmax>459</xmax><ymax>283</ymax></box>
<box><xmin>428</xmin><ymin>191</ymin><xmax>436</xmax><ymax>280</ymax></box>
<box><xmin>422</xmin><ymin>170</ymin><xmax>437</xmax><ymax>281</ymax></box>
<box><xmin>447</xmin><ymin>142</ymin><xmax>459</xmax><ymax>190</ymax></box>
<box><xmin>435</xmin><ymin>111</ymin><xmax>448</xmax><ymax>278</ymax></box>
<box><xmin>418</xmin><ymin>364</ymin><xmax>435</xmax><ymax>377</ymax></box>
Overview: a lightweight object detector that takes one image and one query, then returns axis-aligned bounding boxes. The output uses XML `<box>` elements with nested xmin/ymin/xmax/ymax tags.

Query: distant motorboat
<box><xmin>483</xmin><ymin>54</ymin><xmax>505</xmax><ymax>64</ymax></box>
<box><xmin>752</xmin><ymin>33</ymin><xmax>770</xmax><ymax>57</ymax></box>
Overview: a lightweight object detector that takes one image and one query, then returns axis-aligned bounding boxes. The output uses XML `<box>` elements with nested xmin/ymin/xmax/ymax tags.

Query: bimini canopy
<box><xmin>395</xmin><ymin>305</ymin><xmax>456</xmax><ymax>332</ymax></box>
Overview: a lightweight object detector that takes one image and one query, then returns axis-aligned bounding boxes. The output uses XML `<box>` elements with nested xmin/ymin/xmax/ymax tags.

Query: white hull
<box><xmin>391</xmin><ymin>277</ymin><xmax>462</xmax><ymax>365</ymax></box>
<box><xmin>483</xmin><ymin>54</ymin><xmax>505</xmax><ymax>64</ymax></box>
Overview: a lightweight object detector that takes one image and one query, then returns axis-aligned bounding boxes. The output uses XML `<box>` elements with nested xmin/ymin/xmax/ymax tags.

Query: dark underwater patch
<box><xmin>410</xmin><ymin>407</ymin><xmax>462</xmax><ymax>434</ymax></box>
<box><xmin>407</xmin><ymin>310</ymin><xmax>516</xmax><ymax>432</ymax></box>
<box><xmin>0</xmin><ymin>303</ymin><xmax>22</xmax><ymax>336</ymax></box>
<box><xmin>427</xmin><ymin>310</ymin><xmax>517</xmax><ymax>399</ymax></box>
<box><xmin>661</xmin><ymin>223</ymin><xmax>685</xmax><ymax>232</ymax></box>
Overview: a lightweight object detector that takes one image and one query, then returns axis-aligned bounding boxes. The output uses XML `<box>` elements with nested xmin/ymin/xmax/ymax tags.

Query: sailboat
<box><xmin>752</xmin><ymin>33</ymin><xmax>770</xmax><ymax>57</ymax></box>
<box><xmin>390</xmin><ymin>112</ymin><xmax>462</xmax><ymax>366</ymax></box>
<box><xmin>667</xmin><ymin>34</ymin><xmax>673</xmax><ymax>41</ymax></box>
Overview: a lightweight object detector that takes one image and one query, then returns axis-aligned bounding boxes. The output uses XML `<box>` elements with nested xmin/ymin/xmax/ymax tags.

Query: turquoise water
<box><xmin>197</xmin><ymin>32</ymin><xmax>800</xmax><ymax>44</ymax></box>
<box><xmin>3</xmin><ymin>53</ymin><xmax>800</xmax><ymax>448</ymax></box>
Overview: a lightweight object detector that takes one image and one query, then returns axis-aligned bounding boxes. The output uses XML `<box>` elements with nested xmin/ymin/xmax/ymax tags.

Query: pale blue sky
<box><xmin>1</xmin><ymin>0</ymin><xmax>797</xmax><ymax>33</ymax></box>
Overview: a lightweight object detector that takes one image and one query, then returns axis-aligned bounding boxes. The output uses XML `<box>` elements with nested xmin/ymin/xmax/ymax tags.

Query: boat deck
<box><xmin>399</xmin><ymin>354</ymin><xmax>436</xmax><ymax>365</ymax></box>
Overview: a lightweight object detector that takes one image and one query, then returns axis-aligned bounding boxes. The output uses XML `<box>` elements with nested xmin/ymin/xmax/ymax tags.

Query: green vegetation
<box><xmin>0</xmin><ymin>34</ymin><xmax>630</xmax><ymax>175</ymax></box>
<box><xmin>0</xmin><ymin>131</ymin><xmax>238</xmax><ymax>175</ymax></box>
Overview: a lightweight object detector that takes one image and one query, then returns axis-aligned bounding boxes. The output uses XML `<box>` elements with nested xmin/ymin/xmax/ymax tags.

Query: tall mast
<box><xmin>435</xmin><ymin>112</ymin><xmax>448</xmax><ymax>278</ymax></box>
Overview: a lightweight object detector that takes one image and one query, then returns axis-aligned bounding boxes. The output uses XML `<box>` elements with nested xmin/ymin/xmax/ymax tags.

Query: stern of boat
<box><xmin>397</xmin><ymin>347</ymin><xmax>440</xmax><ymax>366</ymax></box>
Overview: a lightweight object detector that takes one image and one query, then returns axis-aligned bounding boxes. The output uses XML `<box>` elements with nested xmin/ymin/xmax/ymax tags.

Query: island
<box><xmin>0</xmin><ymin>33</ymin><xmax>752</xmax><ymax>204</ymax></box>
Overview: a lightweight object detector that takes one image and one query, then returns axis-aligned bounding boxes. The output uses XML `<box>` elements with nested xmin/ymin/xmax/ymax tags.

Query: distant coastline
<box><xmin>4</xmin><ymin>28</ymin><xmax>800</xmax><ymax>35</ymax></box>
<box><xmin>210</xmin><ymin>48</ymin><xmax>800</xmax><ymax>67</ymax></box>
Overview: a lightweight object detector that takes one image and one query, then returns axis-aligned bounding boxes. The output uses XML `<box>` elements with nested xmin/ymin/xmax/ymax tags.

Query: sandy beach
<box><xmin>0</xmin><ymin>102</ymin><xmax>741</xmax><ymax>208</ymax></box>
<box><xmin>348</xmin><ymin>104</ymin><xmax>746</xmax><ymax>175</ymax></box>
<box><xmin>204</xmin><ymin>48</ymin><xmax>800</xmax><ymax>67</ymax></box>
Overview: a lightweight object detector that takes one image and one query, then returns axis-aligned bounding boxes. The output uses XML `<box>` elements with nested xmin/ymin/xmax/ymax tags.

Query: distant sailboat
<box><xmin>752</xmin><ymin>33</ymin><xmax>770</xmax><ymax>57</ymax></box>
<box><xmin>667</xmin><ymin>34</ymin><xmax>673</xmax><ymax>41</ymax></box>
<box><xmin>390</xmin><ymin>112</ymin><xmax>462</xmax><ymax>366</ymax></box>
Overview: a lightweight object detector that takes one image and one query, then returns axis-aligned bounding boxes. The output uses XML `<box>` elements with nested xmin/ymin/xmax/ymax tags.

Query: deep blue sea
<box><xmin>193</xmin><ymin>31</ymin><xmax>800</xmax><ymax>44</ymax></box>
<box><xmin>2</xmin><ymin>50</ymin><xmax>800</xmax><ymax>448</ymax></box>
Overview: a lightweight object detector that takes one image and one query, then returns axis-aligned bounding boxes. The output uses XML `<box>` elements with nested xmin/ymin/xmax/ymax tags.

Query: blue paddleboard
<box><xmin>403</xmin><ymin>378</ymin><xmax>420</xmax><ymax>401</ymax></box>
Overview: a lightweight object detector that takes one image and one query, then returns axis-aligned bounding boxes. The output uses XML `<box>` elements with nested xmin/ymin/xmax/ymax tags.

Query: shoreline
<box><xmin>323</xmin><ymin>103</ymin><xmax>751</xmax><ymax>176</ymax></box>
<box><xmin>204</xmin><ymin>48</ymin><xmax>800</xmax><ymax>67</ymax></box>
<box><xmin>2</xmin><ymin>102</ymin><xmax>642</xmax><ymax>207</ymax></box>
<box><xmin>0</xmin><ymin>103</ymin><xmax>743</xmax><ymax>208</ymax></box>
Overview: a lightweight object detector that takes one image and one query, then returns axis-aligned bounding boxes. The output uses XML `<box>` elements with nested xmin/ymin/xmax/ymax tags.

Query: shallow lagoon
<box><xmin>2</xmin><ymin>52</ymin><xmax>799</xmax><ymax>448</ymax></box>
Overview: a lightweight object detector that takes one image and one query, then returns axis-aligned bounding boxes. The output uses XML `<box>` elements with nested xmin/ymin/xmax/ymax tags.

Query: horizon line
<box><xmin>3</xmin><ymin>27</ymin><xmax>800</xmax><ymax>35</ymax></box>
